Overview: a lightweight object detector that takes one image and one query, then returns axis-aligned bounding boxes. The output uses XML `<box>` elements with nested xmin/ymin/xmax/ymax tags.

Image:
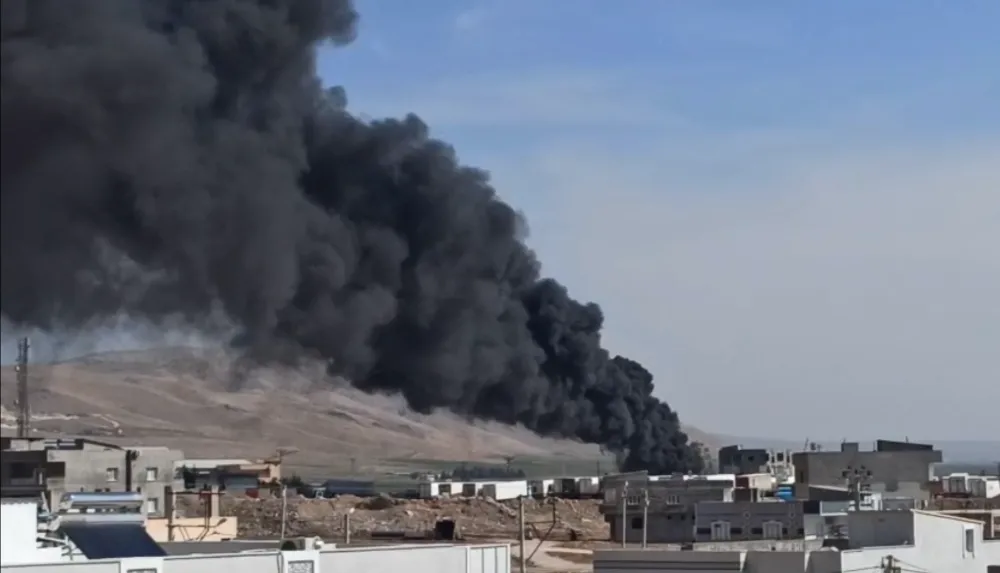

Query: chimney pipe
<box><xmin>125</xmin><ymin>450</ymin><xmax>138</xmax><ymax>492</ymax></box>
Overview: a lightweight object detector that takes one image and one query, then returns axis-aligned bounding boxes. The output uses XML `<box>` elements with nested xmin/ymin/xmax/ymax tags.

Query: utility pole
<box><xmin>280</xmin><ymin>483</ymin><xmax>288</xmax><ymax>540</ymax></box>
<box><xmin>841</xmin><ymin>465</ymin><xmax>872</xmax><ymax>511</ymax></box>
<box><xmin>518</xmin><ymin>496</ymin><xmax>526</xmax><ymax>573</ymax></box>
<box><xmin>344</xmin><ymin>508</ymin><xmax>353</xmax><ymax>544</ymax></box>
<box><xmin>15</xmin><ymin>337</ymin><xmax>30</xmax><ymax>438</ymax></box>
<box><xmin>504</xmin><ymin>456</ymin><xmax>515</xmax><ymax>474</ymax></box>
<box><xmin>642</xmin><ymin>488</ymin><xmax>649</xmax><ymax>548</ymax></box>
<box><xmin>620</xmin><ymin>481</ymin><xmax>628</xmax><ymax>548</ymax></box>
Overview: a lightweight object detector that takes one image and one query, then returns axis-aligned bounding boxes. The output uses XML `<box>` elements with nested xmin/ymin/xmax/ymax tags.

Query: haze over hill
<box><xmin>0</xmin><ymin>346</ymin><xmax>716</xmax><ymax>473</ymax></box>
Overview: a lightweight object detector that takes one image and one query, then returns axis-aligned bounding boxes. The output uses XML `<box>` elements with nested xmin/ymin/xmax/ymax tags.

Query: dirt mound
<box><xmin>0</xmin><ymin>347</ymin><xmax>622</xmax><ymax>471</ymax></box>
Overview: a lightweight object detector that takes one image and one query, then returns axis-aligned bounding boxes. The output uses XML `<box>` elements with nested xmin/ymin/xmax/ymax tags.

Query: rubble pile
<box><xmin>219</xmin><ymin>494</ymin><xmax>609</xmax><ymax>541</ymax></box>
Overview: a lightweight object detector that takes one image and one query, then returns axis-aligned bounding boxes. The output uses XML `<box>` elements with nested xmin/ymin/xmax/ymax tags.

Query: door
<box><xmin>763</xmin><ymin>521</ymin><xmax>783</xmax><ymax>539</ymax></box>
<box><xmin>710</xmin><ymin>521</ymin><xmax>731</xmax><ymax>541</ymax></box>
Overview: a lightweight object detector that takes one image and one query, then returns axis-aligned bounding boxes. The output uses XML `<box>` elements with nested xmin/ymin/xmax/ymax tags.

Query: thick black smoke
<box><xmin>0</xmin><ymin>0</ymin><xmax>703</xmax><ymax>474</ymax></box>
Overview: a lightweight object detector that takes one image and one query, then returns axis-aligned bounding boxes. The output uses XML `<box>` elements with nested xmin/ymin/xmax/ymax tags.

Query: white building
<box><xmin>418</xmin><ymin>479</ymin><xmax>528</xmax><ymax>501</ymax></box>
<box><xmin>594</xmin><ymin>509</ymin><xmax>1000</xmax><ymax>573</ymax></box>
<box><xmin>1</xmin><ymin>495</ymin><xmax>510</xmax><ymax>573</ymax></box>
<box><xmin>970</xmin><ymin>476</ymin><xmax>1000</xmax><ymax>499</ymax></box>
<box><xmin>941</xmin><ymin>472</ymin><xmax>1000</xmax><ymax>499</ymax></box>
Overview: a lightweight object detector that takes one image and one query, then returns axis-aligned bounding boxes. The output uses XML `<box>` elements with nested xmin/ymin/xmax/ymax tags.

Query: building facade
<box><xmin>694</xmin><ymin>501</ymin><xmax>805</xmax><ymax>542</ymax></box>
<box><xmin>602</xmin><ymin>475</ymin><xmax>735</xmax><ymax>543</ymax></box>
<box><xmin>793</xmin><ymin>439</ymin><xmax>942</xmax><ymax>501</ymax></box>
<box><xmin>594</xmin><ymin>509</ymin><xmax>1000</xmax><ymax>573</ymax></box>
<box><xmin>2</xmin><ymin>437</ymin><xmax>183</xmax><ymax>516</ymax></box>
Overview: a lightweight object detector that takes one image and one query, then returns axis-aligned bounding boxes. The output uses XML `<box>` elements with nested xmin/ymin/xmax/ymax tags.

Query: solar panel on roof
<box><xmin>60</xmin><ymin>522</ymin><xmax>167</xmax><ymax>559</ymax></box>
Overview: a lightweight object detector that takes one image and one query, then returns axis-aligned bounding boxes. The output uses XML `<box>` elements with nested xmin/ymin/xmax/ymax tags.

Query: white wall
<box><xmin>1</xmin><ymin>543</ymin><xmax>510</xmax><ymax>573</ymax></box>
<box><xmin>593</xmin><ymin>549</ymin><xmax>844</xmax><ymax>573</ymax></box>
<box><xmin>0</xmin><ymin>564</ymin><xmax>117</xmax><ymax>573</ymax></box>
<box><xmin>1</xmin><ymin>501</ymin><xmax>48</xmax><ymax>566</ymax></box>
<box><xmin>841</xmin><ymin>511</ymin><xmax>1000</xmax><ymax>573</ymax></box>
<box><xmin>163</xmin><ymin>552</ymin><xmax>287</xmax><ymax>573</ymax></box>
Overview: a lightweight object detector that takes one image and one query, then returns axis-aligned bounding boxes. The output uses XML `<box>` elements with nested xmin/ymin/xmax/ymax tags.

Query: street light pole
<box><xmin>621</xmin><ymin>481</ymin><xmax>628</xmax><ymax>548</ymax></box>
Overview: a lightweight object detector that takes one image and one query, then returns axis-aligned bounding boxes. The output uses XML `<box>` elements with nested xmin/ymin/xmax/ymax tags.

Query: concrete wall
<box><xmin>607</xmin><ymin>510</ymin><xmax>694</xmax><ymax>543</ymax></box>
<box><xmin>718</xmin><ymin>446</ymin><xmax>769</xmax><ymax>475</ymax></box>
<box><xmin>593</xmin><ymin>548</ymin><xmax>843</xmax><ymax>573</ymax></box>
<box><xmin>0</xmin><ymin>544</ymin><xmax>510</xmax><ymax>573</ymax></box>
<box><xmin>1</xmin><ymin>501</ymin><xmax>43</xmax><ymax>565</ymax></box>
<box><xmin>47</xmin><ymin>447</ymin><xmax>184</xmax><ymax>517</ymax></box>
<box><xmin>841</xmin><ymin>511</ymin><xmax>1000</xmax><ymax>573</ymax></box>
<box><xmin>1</xmin><ymin>564</ymin><xmax>120</xmax><ymax>573</ymax></box>
<box><xmin>695</xmin><ymin>501</ymin><xmax>804</xmax><ymax>542</ymax></box>
<box><xmin>594</xmin><ymin>511</ymin><xmax>1000</xmax><ymax>572</ymax></box>
<box><xmin>603</xmin><ymin>479</ymin><xmax>732</xmax><ymax>513</ymax></box>
<box><xmin>845</xmin><ymin>510</ymin><xmax>914</xmax><ymax>548</ymax></box>
<box><xmin>793</xmin><ymin>448</ymin><xmax>942</xmax><ymax>501</ymax></box>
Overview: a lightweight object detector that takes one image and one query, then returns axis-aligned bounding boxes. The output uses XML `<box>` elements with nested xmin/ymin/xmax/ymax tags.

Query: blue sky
<box><xmin>315</xmin><ymin>1</ymin><xmax>999</xmax><ymax>441</ymax></box>
<box><xmin>6</xmin><ymin>2</ymin><xmax>992</xmax><ymax>442</ymax></box>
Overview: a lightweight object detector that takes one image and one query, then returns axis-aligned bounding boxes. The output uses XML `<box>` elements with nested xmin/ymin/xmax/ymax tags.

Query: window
<box><xmin>9</xmin><ymin>462</ymin><xmax>34</xmax><ymax>480</ymax></box>
<box><xmin>696</xmin><ymin>527</ymin><xmax>712</xmax><ymax>535</ymax></box>
<box><xmin>710</xmin><ymin>521</ymin><xmax>731</xmax><ymax>541</ymax></box>
<box><xmin>105</xmin><ymin>467</ymin><xmax>119</xmax><ymax>482</ymax></box>
<box><xmin>965</xmin><ymin>528</ymin><xmax>975</xmax><ymax>555</ymax></box>
<box><xmin>145</xmin><ymin>467</ymin><xmax>158</xmax><ymax>481</ymax></box>
<box><xmin>286</xmin><ymin>562</ymin><xmax>315</xmax><ymax>573</ymax></box>
<box><xmin>631</xmin><ymin>517</ymin><xmax>643</xmax><ymax>529</ymax></box>
<box><xmin>762</xmin><ymin>521</ymin><xmax>784</xmax><ymax>539</ymax></box>
<box><xmin>147</xmin><ymin>498</ymin><xmax>159</xmax><ymax>514</ymax></box>
<box><xmin>665</xmin><ymin>495</ymin><xmax>681</xmax><ymax>505</ymax></box>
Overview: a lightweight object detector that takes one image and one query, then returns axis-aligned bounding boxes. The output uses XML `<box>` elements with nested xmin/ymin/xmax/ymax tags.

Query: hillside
<box><xmin>0</xmin><ymin>347</ymin><xmax>716</xmax><ymax>475</ymax></box>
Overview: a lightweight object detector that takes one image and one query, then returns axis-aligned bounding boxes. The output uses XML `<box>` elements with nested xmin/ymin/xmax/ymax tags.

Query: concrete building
<box><xmin>943</xmin><ymin>472</ymin><xmax>1000</xmax><ymax>498</ymax></box>
<box><xmin>418</xmin><ymin>479</ymin><xmax>529</xmax><ymax>501</ymax></box>
<box><xmin>2</xmin><ymin>437</ymin><xmax>183</xmax><ymax>517</ymax></box>
<box><xmin>718</xmin><ymin>446</ymin><xmax>795</xmax><ymax>484</ymax></box>
<box><xmin>694</xmin><ymin>501</ymin><xmax>805</xmax><ymax>542</ymax></box>
<box><xmin>717</xmin><ymin>445</ymin><xmax>770</xmax><ymax>475</ymax></box>
<box><xmin>793</xmin><ymin>439</ymin><xmax>942</xmax><ymax>501</ymax></box>
<box><xmin>602</xmin><ymin>474</ymin><xmax>735</xmax><ymax>543</ymax></box>
<box><xmin>2</xmin><ymin>543</ymin><xmax>511</xmax><ymax>573</ymax></box>
<box><xmin>176</xmin><ymin>458</ymin><xmax>282</xmax><ymax>487</ymax></box>
<box><xmin>594</xmin><ymin>509</ymin><xmax>1000</xmax><ymax>572</ymax></box>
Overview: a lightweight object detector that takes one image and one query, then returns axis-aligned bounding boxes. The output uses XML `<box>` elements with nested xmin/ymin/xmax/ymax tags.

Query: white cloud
<box><xmin>454</xmin><ymin>6</ymin><xmax>489</xmax><ymax>33</ymax></box>
<box><xmin>349</xmin><ymin>69</ymin><xmax>687</xmax><ymax>129</ymax></box>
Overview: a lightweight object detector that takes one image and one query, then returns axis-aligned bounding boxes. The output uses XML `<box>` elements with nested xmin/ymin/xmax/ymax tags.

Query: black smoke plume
<box><xmin>0</xmin><ymin>0</ymin><xmax>704</xmax><ymax>474</ymax></box>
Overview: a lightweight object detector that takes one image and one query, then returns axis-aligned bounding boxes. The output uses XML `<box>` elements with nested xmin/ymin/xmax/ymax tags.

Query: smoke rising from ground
<box><xmin>0</xmin><ymin>0</ymin><xmax>703</xmax><ymax>473</ymax></box>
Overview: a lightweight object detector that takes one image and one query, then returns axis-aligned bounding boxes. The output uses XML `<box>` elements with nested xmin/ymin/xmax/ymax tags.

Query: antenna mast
<box><xmin>16</xmin><ymin>337</ymin><xmax>31</xmax><ymax>437</ymax></box>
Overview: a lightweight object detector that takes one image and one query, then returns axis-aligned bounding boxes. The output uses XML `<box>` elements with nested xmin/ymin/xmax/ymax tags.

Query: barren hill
<box><xmin>0</xmin><ymin>347</ymin><xmax>715</xmax><ymax>474</ymax></box>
